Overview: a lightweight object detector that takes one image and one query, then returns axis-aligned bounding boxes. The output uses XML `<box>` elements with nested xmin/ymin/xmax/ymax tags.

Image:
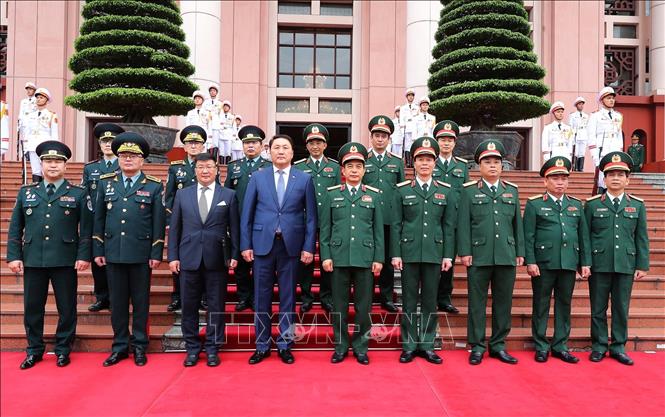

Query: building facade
<box><xmin>2</xmin><ymin>0</ymin><xmax>663</xmax><ymax>170</ymax></box>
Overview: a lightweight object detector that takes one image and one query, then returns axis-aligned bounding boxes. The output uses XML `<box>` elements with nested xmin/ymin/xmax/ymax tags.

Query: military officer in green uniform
<box><xmin>319</xmin><ymin>142</ymin><xmax>383</xmax><ymax>365</ymax></box>
<box><xmin>293</xmin><ymin>123</ymin><xmax>340</xmax><ymax>313</ymax></box>
<box><xmin>93</xmin><ymin>133</ymin><xmax>166</xmax><ymax>367</ymax></box>
<box><xmin>585</xmin><ymin>151</ymin><xmax>649</xmax><ymax>365</ymax></box>
<box><xmin>7</xmin><ymin>141</ymin><xmax>93</xmax><ymax>369</ymax></box>
<box><xmin>224</xmin><ymin>125</ymin><xmax>271</xmax><ymax>311</ymax></box>
<box><xmin>164</xmin><ymin>125</ymin><xmax>207</xmax><ymax>312</ymax></box>
<box><xmin>457</xmin><ymin>140</ymin><xmax>525</xmax><ymax>365</ymax></box>
<box><xmin>432</xmin><ymin>120</ymin><xmax>468</xmax><ymax>314</ymax></box>
<box><xmin>82</xmin><ymin>123</ymin><xmax>124</xmax><ymax>312</ymax></box>
<box><xmin>626</xmin><ymin>132</ymin><xmax>645</xmax><ymax>172</ymax></box>
<box><xmin>392</xmin><ymin>137</ymin><xmax>456</xmax><ymax>365</ymax></box>
<box><xmin>524</xmin><ymin>157</ymin><xmax>591</xmax><ymax>363</ymax></box>
<box><xmin>363</xmin><ymin>115</ymin><xmax>405</xmax><ymax>312</ymax></box>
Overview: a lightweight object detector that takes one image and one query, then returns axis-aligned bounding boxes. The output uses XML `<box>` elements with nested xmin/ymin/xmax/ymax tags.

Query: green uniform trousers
<box><xmin>299</xmin><ymin>230</ymin><xmax>332</xmax><ymax>305</ymax></box>
<box><xmin>24</xmin><ymin>267</ymin><xmax>77</xmax><ymax>356</ymax></box>
<box><xmin>437</xmin><ymin>265</ymin><xmax>454</xmax><ymax>307</ymax></box>
<box><xmin>331</xmin><ymin>267</ymin><xmax>373</xmax><ymax>354</ymax></box>
<box><xmin>531</xmin><ymin>269</ymin><xmax>576</xmax><ymax>352</ymax></box>
<box><xmin>467</xmin><ymin>265</ymin><xmax>516</xmax><ymax>353</ymax></box>
<box><xmin>107</xmin><ymin>263</ymin><xmax>151</xmax><ymax>353</ymax></box>
<box><xmin>401</xmin><ymin>263</ymin><xmax>440</xmax><ymax>351</ymax></box>
<box><xmin>589</xmin><ymin>272</ymin><xmax>634</xmax><ymax>354</ymax></box>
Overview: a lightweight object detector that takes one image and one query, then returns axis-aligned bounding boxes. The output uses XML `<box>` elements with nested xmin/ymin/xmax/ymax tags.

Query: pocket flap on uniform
<box><xmin>623</xmin><ymin>211</ymin><xmax>638</xmax><ymax>219</ymax></box>
<box><xmin>507</xmin><ymin>236</ymin><xmax>516</xmax><ymax>245</ymax></box>
<box><xmin>363</xmin><ymin>239</ymin><xmax>374</xmax><ymax>247</ymax></box>
<box><xmin>62</xmin><ymin>236</ymin><xmax>76</xmax><ymax>243</ymax></box>
<box><xmin>104</xmin><ymin>194</ymin><xmax>118</xmax><ymax>202</ymax></box>
<box><xmin>626</xmin><ymin>246</ymin><xmax>636</xmax><ymax>255</ymax></box>
<box><xmin>592</xmin><ymin>212</ymin><xmax>608</xmax><ymax>218</ymax></box>
<box><xmin>23</xmin><ymin>236</ymin><xmax>32</xmax><ymax>244</ymax></box>
<box><xmin>592</xmin><ymin>247</ymin><xmax>605</xmax><ymax>254</ymax></box>
<box><xmin>23</xmin><ymin>200</ymin><xmax>40</xmax><ymax>208</ymax></box>
<box><xmin>138</xmin><ymin>233</ymin><xmax>151</xmax><ymax>240</ymax></box>
<box><xmin>58</xmin><ymin>200</ymin><xmax>77</xmax><ymax>208</ymax></box>
<box><xmin>331</xmin><ymin>238</ymin><xmax>342</xmax><ymax>246</ymax></box>
<box><xmin>134</xmin><ymin>196</ymin><xmax>152</xmax><ymax>204</ymax></box>
<box><xmin>472</xmin><ymin>237</ymin><xmax>486</xmax><ymax>246</ymax></box>
<box><xmin>535</xmin><ymin>241</ymin><xmax>552</xmax><ymax>250</ymax></box>
<box><xmin>401</xmin><ymin>233</ymin><xmax>414</xmax><ymax>242</ymax></box>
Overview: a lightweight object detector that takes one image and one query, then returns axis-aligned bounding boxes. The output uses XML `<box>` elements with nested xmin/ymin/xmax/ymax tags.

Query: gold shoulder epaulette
<box><xmin>629</xmin><ymin>194</ymin><xmax>644</xmax><ymax>202</ymax></box>
<box><xmin>528</xmin><ymin>194</ymin><xmax>543</xmax><ymax>201</ymax></box>
<box><xmin>69</xmin><ymin>184</ymin><xmax>85</xmax><ymax>189</ymax></box>
<box><xmin>568</xmin><ymin>195</ymin><xmax>581</xmax><ymax>202</ymax></box>
<box><xmin>84</xmin><ymin>159</ymin><xmax>100</xmax><ymax>166</ymax></box>
<box><xmin>20</xmin><ymin>182</ymin><xmax>38</xmax><ymax>188</ymax></box>
<box><xmin>397</xmin><ymin>180</ymin><xmax>411</xmax><ymax>187</ymax></box>
<box><xmin>293</xmin><ymin>158</ymin><xmax>307</xmax><ymax>165</ymax></box>
<box><xmin>435</xmin><ymin>180</ymin><xmax>451</xmax><ymax>188</ymax></box>
<box><xmin>327</xmin><ymin>158</ymin><xmax>339</xmax><ymax>164</ymax></box>
<box><xmin>327</xmin><ymin>184</ymin><xmax>342</xmax><ymax>191</ymax></box>
<box><xmin>503</xmin><ymin>180</ymin><xmax>519</xmax><ymax>188</ymax></box>
<box><xmin>146</xmin><ymin>175</ymin><xmax>162</xmax><ymax>183</ymax></box>
<box><xmin>170</xmin><ymin>160</ymin><xmax>184</xmax><ymax>165</ymax></box>
<box><xmin>365</xmin><ymin>185</ymin><xmax>380</xmax><ymax>193</ymax></box>
<box><xmin>389</xmin><ymin>152</ymin><xmax>401</xmax><ymax>158</ymax></box>
<box><xmin>586</xmin><ymin>194</ymin><xmax>602</xmax><ymax>201</ymax></box>
<box><xmin>463</xmin><ymin>180</ymin><xmax>477</xmax><ymax>187</ymax></box>
<box><xmin>454</xmin><ymin>156</ymin><xmax>468</xmax><ymax>163</ymax></box>
<box><xmin>99</xmin><ymin>173</ymin><xmax>116</xmax><ymax>180</ymax></box>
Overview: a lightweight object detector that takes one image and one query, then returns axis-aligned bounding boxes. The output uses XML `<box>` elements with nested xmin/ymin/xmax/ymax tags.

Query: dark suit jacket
<box><xmin>168</xmin><ymin>183</ymin><xmax>240</xmax><ymax>271</ymax></box>
<box><xmin>240</xmin><ymin>166</ymin><xmax>317</xmax><ymax>257</ymax></box>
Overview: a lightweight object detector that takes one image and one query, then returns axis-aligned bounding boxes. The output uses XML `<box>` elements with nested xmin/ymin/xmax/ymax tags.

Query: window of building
<box><xmin>276</xmin><ymin>122</ymin><xmax>350</xmax><ymax>160</ymax></box>
<box><xmin>278</xmin><ymin>1</ymin><xmax>311</xmax><ymax>15</ymax></box>
<box><xmin>276</xmin><ymin>98</ymin><xmax>310</xmax><ymax>113</ymax></box>
<box><xmin>604</xmin><ymin>0</ymin><xmax>636</xmax><ymax>16</ymax></box>
<box><xmin>320</xmin><ymin>3</ymin><xmax>353</xmax><ymax>16</ymax></box>
<box><xmin>613</xmin><ymin>24</ymin><xmax>637</xmax><ymax>39</ymax></box>
<box><xmin>319</xmin><ymin>99</ymin><xmax>351</xmax><ymax>114</ymax></box>
<box><xmin>0</xmin><ymin>25</ymin><xmax>7</xmax><ymax>77</ymax></box>
<box><xmin>604</xmin><ymin>46</ymin><xmax>636</xmax><ymax>95</ymax></box>
<box><xmin>278</xmin><ymin>29</ymin><xmax>352</xmax><ymax>89</ymax></box>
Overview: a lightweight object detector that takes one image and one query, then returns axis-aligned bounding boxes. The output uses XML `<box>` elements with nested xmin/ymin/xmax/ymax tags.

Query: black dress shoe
<box><xmin>353</xmin><ymin>351</ymin><xmax>369</xmax><ymax>365</ymax></box>
<box><xmin>300</xmin><ymin>302</ymin><xmax>313</xmax><ymax>313</ymax></box>
<box><xmin>207</xmin><ymin>353</ymin><xmax>221</xmax><ymax>367</ymax></box>
<box><xmin>88</xmin><ymin>300</ymin><xmax>110</xmax><ymax>312</ymax></box>
<box><xmin>589</xmin><ymin>351</ymin><xmax>606</xmax><ymax>362</ymax></box>
<box><xmin>278</xmin><ymin>349</ymin><xmax>295</xmax><ymax>364</ymax></box>
<box><xmin>322</xmin><ymin>302</ymin><xmax>334</xmax><ymax>313</ymax></box>
<box><xmin>489</xmin><ymin>350</ymin><xmax>518</xmax><ymax>364</ymax></box>
<box><xmin>134</xmin><ymin>350</ymin><xmax>147</xmax><ymax>366</ymax></box>
<box><xmin>248</xmin><ymin>350</ymin><xmax>271</xmax><ymax>364</ymax></box>
<box><xmin>400</xmin><ymin>351</ymin><xmax>416</xmax><ymax>363</ymax></box>
<box><xmin>552</xmin><ymin>350</ymin><xmax>579</xmax><ymax>364</ymax></box>
<box><xmin>420</xmin><ymin>350</ymin><xmax>443</xmax><ymax>364</ymax></box>
<box><xmin>469</xmin><ymin>352</ymin><xmax>483</xmax><ymax>365</ymax></box>
<box><xmin>199</xmin><ymin>300</ymin><xmax>208</xmax><ymax>311</ymax></box>
<box><xmin>609</xmin><ymin>352</ymin><xmax>634</xmax><ymax>366</ymax></box>
<box><xmin>438</xmin><ymin>304</ymin><xmax>459</xmax><ymax>314</ymax></box>
<box><xmin>19</xmin><ymin>354</ymin><xmax>42</xmax><ymax>370</ymax></box>
<box><xmin>167</xmin><ymin>299</ymin><xmax>181</xmax><ymax>312</ymax></box>
<box><xmin>56</xmin><ymin>354</ymin><xmax>71</xmax><ymax>367</ymax></box>
<box><xmin>183</xmin><ymin>353</ymin><xmax>199</xmax><ymax>367</ymax></box>
<box><xmin>381</xmin><ymin>301</ymin><xmax>399</xmax><ymax>313</ymax></box>
<box><xmin>235</xmin><ymin>300</ymin><xmax>252</xmax><ymax>312</ymax></box>
<box><xmin>535</xmin><ymin>351</ymin><xmax>549</xmax><ymax>363</ymax></box>
<box><xmin>103</xmin><ymin>352</ymin><xmax>128</xmax><ymax>367</ymax></box>
<box><xmin>331</xmin><ymin>352</ymin><xmax>348</xmax><ymax>363</ymax></box>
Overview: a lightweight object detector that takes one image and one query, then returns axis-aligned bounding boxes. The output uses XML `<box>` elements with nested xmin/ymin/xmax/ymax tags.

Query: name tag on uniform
<box><xmin>625</xmin><ymin>207</ymin><xmax>636</xmax><ymax>213</ymax></box>
<box><xmin>365</xmin><ymin>164</ymin><xmax>373</xmax><ymax>168</ymax></box>
<box><xmin>596</xmin><ymin>208</ymin><xmax>608</xmax><ymax>212</ymax></box>
<box><xmin>405</xmin><ymin>195</ymin><xmax>416</xmax><ymax>199</ymax></box>
<box><xmin>60</xmin><ymin>196</ymin><xmax>75</xmax><ymax>202</ymax></box>
<box><xmin>333</xmin><ymin>197</ymin><xmax>344</xmax><ymax>201</ymax></box>
<box><xmin>541</xmin><ymin>207</ymin><xmax>552</xmax><ymax>211</ymax></box>
<box><xmin>361</xmin><ymin>195</ymin><xmax>372</xmax><ymax>202</ymax></box>
<box><xmin>303</xmin><ymin>169</ymin><xmax>312</xmax><ymax>173</ymax></box>
<box><xmin>474</xmin><ymin>194</ymin><xmax>485</xmax><ymax>198</ymax></box>
<box><xmin>137</xmin><ymin>190</ymin><xmax>150</xmax><ymax>197</ymax></box>
<box><xmin>387</xmin><ymin>164</ymin><xmax>396</xmax><ymax>168</ymax></box>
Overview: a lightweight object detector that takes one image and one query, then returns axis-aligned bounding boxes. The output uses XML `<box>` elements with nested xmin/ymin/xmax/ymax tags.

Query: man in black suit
<box><xmin>168</xmin><ymin>153</ymin><xmax>240</xmax><ymax>366</ymax></box>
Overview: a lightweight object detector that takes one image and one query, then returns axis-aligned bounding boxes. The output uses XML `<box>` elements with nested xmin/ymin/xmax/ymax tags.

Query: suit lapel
<box><xmin>281</xmin><ymin>169</ymin><xmax>297</xmax><ymax>208</ymax></box>
<box><xmin>34</xmin><ymin>182</ymin><xmax>48</xmax><ymax>202</ymax></box>
<box><xmin>602</xmin><ymin>194</ymin><xmax>616</xmax><ymax>212</ymax></box>
<box><xmin>205</xmin><ymin>186</ymin><xmax>224</xmax><ymax>225</ymax></box>
<box><xmin>267</xmin><ymin>168</ymin><xmax>280</xmax><ymax>207</ymax></box>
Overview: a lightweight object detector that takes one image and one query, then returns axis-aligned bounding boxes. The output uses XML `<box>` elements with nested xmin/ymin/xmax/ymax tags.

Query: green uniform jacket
<box><xmin>524</xmin><ymin>193</ymin><xmax>591</xmax><ymax>270</ymax></box>
<box><xmin>432</xmin><ymin>156</ymin><xmax>469</xmax><ymax>192</ymax></box>
<box><xmin>93</xmin><ymin>172</ymin><xmax>166</xmax><ymax>263</ymax></box>
<box><xmin>319</xmin><ymin>184</ymin><xmax>384</xmax><ymax>267</ymax></box>
<box><xmin>457</xmin><ymin>179</ymin><xmax>525</xmax><ymax>266</ymax></box>
<box><xmin>164</xmin><ymin>159</ymin><xmax>196</xmax><ymax>221</ymax></box>
<box><xmin>584</xmin><ymin>193</ymin><xmax>649</xmax><ymax>274</ymax></box>
<box><xmin>362</xmin><ymin>151</ymin><xmax>405</xmax><ymax>225</ymax></box>
<box><xmin>627</xmin><ymin>144</ymin><xmax>645</xmax><ymax>172</ymax></box>
<box><xmin>293</xmin><ymin>156</ymin><xmax>340</xmax><ymax>219</ymax></box>
<box><xmin>81</xmin><ymin>158</ymin><xmax>120</xmax><ymax>207</ymax></box>
<box><xmin>391</xmin><ymin>179</ymin><xmax>457</xmax><ymax>263</ymax></box>
<box><xmin>7</xmin><ymin>180</ymin><xmax>93</xmax><ymax>267</ymax></box>
<box><xmin>224</xmin><ymin>156</ymin><xmax>272</xmax><ymax>212</ymax></box>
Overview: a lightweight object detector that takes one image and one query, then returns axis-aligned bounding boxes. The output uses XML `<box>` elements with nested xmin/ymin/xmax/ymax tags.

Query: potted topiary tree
<box><xmin>65</xmin><ymin>0</ymin><xmax>198</xmax><ymax>162</ymax></box>
<box><xmin>428</xmin><ymin>0</ymin><xmax>550</xmax><ymax>169</ymax></box>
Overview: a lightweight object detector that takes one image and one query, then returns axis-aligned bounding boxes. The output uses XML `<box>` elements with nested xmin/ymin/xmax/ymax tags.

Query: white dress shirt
<box><xmin>605</xmin><ymin>191</ymin><xmax>624</xmax><ymax>205</ymax></box>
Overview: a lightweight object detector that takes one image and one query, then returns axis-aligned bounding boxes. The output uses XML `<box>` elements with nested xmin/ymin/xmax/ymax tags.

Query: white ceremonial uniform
<box><xmin>204</xmin><ymin>98</ymin><xmax>222</xmax><ymax>150</ymax></box>
<box><xmin>17</xmin><ymin>96</ymin><xmax>36</xmax><ymax>140</ymax></box>
<box><xmin>568</xmin><ymin>110</ymin><xmax>589</xmax><ymax>159</ymax></box>
<box><xmin>231</xmin><ymin>123</ymin><xmax>244</xmax><ymax>161</ymax></box>
<box><xmin>587</xmin><ymin>107</ymin><xmax>624</xmax><ymax>188</ymax></box>
<box><xmin>390</xmin><ymin>116</ymin><xmax>403</xmax><ymax>157</ymax></box>
<box><xmin>24</xmin><ymin>108</ymin><xmax>59</xmax><ymax>176</ymax></box>
<box><xmin>399</xmin><ymin>102</ymin><xmax>418</xmax><ymax>151</ymax></box>
<box><xmin>541</xmin><ymin>121</ymin><xmax>574</xmax><ymax>161</ymax></box>
<box><xmin>185</xmin><ymin>107</ymin><xmax>210</xmax><ymax>136</ymax></box>
<box><xmin>218</xmin><ymin>112</ymin><xmax>235</xmax><ymax>158</ymax></box>
<box><xmin>414</xmin><ymin>111</ymin><xmax>436</xmax><ymax>138</ymax></box>
<box><xmin>1</xmin><ymin>101</ymin><xmax>8</xmax><ymax>158</ymax></box>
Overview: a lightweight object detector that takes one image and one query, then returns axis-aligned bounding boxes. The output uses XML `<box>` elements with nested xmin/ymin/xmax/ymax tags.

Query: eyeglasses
<box><xmin>195</xmin><ymin>165</ymin><xmax>217</xmax><ymax>171</ymax></box>
<box><xmin>118</xmin><ymin>154</ymin><xmax>143</xmax><ymax>160</ymax></box>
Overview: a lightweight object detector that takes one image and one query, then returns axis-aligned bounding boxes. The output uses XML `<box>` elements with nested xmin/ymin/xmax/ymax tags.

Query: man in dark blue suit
<box><xmin>168</xmin><ymin>153</ymin><xmax>240</xmax><ymax>367</ymax></box>
<box><xmin>241</xmin><ymin>134</ymin><xmax>317</xmax><ymax>364</ymax></box>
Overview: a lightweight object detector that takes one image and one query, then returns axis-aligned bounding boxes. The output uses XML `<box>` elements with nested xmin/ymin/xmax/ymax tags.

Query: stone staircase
<box><xmin>1</xmin><ymin>161</ymin><xmax>663</xmax><ymax>352</ymax></box>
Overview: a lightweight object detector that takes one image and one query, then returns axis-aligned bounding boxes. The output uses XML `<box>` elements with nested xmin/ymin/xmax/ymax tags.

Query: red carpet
<box><xmin>1</xmin><ymin>351</ymin><xmax>663</xmax><ymax>417</ymax></box>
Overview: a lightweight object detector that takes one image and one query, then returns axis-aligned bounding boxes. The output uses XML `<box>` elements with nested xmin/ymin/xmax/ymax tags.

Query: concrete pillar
<box><xmin>650</xmin><ymin>0</ymin><xmax>665</xmax><ymax>95</ymax></box>
<box><xmin>405</xmin><ymin>1</ymin><xmax>442</xmax><ymax>98</ymax></box>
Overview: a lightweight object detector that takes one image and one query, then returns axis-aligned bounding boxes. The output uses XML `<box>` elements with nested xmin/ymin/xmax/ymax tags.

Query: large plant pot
<box><xmin>454</xmin><ymin>130</ymin><xmax>524</xmax><ymax>170</ymax></box>
<box><xmin>116</xmin><ymin>123</ymin><xmax>178</xmax><ymax>163</ymax></box>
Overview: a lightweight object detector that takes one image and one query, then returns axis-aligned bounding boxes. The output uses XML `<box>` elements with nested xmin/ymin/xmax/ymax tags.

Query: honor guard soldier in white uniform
<box><xmin>414</xmin><ymin>96</ymin><xmax>436</xmax><ymax>139</ymax></box>
<box><xmin>399</xmin><ymin>88</ymin><xmax>419</xmax><ymax>167</ymax></box>
<box><xmin>231</xmin><ymin>115</ymin><xmax>244</xmax><ymax>161</ymax></box>
<box><xmin>185</xmin><ymin>90</ymin><xmax>211</xmax><ymax>136</ymax></box>
<box><xmin>218</xmin><ymin>101</ymin><xmax>235</xmax><ymax>165</ymax></box>
<box><xmin>18</xmin><ymin>82</ymin><xmax>37</xmax><ymax>143</ymax></box>
<box><xmin>390</xmin><ymin>106</ymin><xmax>403</xmax><ymax>157</ymax></box>
<box><xmin>587</xmin><ymin>87</ymin><xmax>624</xmax><ymax>193</ymax></box>
<box><xmin>568</xmin><ymin>97</ymin><xmax>589</xmax><ymax>171</ymax></box>
<box><xmin>541</xmin><ymin>101</ymin><xmax>573</xmax><ymax>164</ymax></box>
<box><xmin>23</xmin><ymin>88</ymin><xmax>59</xmax><ymax>183</ymax></box>
<box><xmin>204</xmin><ymin>84</ymin><xmax>223</xmax><ymax>157</ymax></box>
